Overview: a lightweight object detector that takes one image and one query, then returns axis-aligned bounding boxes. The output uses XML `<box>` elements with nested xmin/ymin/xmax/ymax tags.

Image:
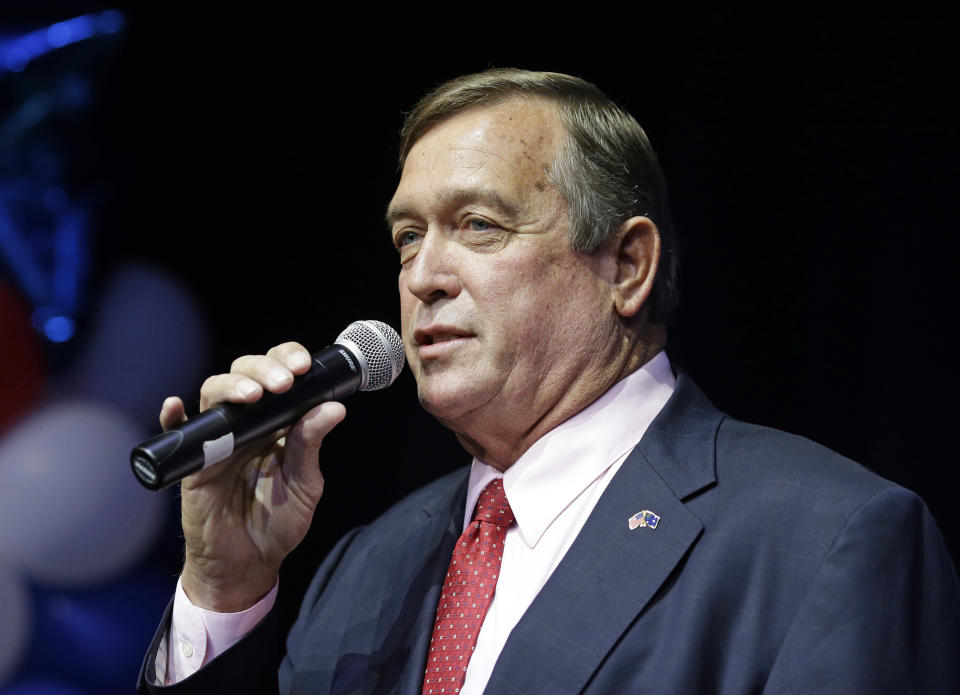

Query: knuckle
<box><xmin>268</xmin><ymin>342</ymin><xmax>305</xmax><ymax>360</ymax></box>
<box><xmin>232</xmin><ymin>353</ymin><xmax>283</xmax><ymax>379</ymax></box>
<box><xmin>230</xmin><ymin>355</ymin><xmax>254</xmax><ymax>372</ymax></box>
<box><xmin>200</xmin><ymin>374</ymin><xmax>234</xmax><ymax>404</ymax></box>
<box><xmin>269</xmin><ymin>342</ymin><xmax>311</xmax><ymax>371</ymax></box>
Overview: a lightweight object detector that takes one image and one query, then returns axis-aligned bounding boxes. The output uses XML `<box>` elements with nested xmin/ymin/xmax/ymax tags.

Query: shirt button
<box><xmin>180</xmin><ymin>638</ymin><xmax>194</xmax><ymax>658</ymax></box>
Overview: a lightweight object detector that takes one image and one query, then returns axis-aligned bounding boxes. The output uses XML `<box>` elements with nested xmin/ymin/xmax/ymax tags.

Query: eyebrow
<box><xmin>385</xmin><ymin>187</ymin><xmax>522</xmax><ymax>228</ymax></box>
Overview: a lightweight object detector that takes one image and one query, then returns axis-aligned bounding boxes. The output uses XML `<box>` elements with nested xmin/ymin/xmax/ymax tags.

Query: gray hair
<box><xmin>399</xmin><ymin>68</ymin><xmax>679</xmax><ymax>324</ymax></box>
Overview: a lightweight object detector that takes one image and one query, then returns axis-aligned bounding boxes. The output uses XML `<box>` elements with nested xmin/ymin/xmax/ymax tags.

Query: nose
<box><xmin>402</xmin><ymin>231</ymin><xmax>461</xmax><ymax>304</ymax></box>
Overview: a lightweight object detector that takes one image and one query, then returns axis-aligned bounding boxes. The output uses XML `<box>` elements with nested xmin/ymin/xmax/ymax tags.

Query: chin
<box><xmin>416</xmin><ymin>380</ymin><xmax>484</xmax><ymax>424</ymax></box>
<box><xmin>417</xmin><ymin>390</ymin><xmax>467</xmax><ymax>421</ymax></box>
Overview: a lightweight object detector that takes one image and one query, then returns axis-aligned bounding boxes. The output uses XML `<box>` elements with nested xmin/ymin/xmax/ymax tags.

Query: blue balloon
<box><xmin>19</xmin><ymin>568</ymin><xmax>173</xmax><ymax>694</ymax></box>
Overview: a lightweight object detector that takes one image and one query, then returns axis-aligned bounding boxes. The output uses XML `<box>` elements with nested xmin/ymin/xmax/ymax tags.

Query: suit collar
<box><xmin>484</xmin><ymin>374</ymin><xmax>722</xmax><ymax>694</ymax></box>
<box><xmin>635</xmin><ymin>371</ymin><xmax>721</xmax><ymax>501</ymax></box>
<box><xmin>419</xmin><ymin>468</ymin><xmax>469</xmax><ymax>521</ymax></box>
<box><xmin>471</xmin><ymin>351</ymin><xmax>677</xmax><ymax>548</ymax></box>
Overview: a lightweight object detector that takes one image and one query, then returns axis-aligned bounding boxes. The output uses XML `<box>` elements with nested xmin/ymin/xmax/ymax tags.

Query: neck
<box><xmin>449</xmin><ymin>323</ymin><xmax>666</xmax><ymax>471</ymax></box>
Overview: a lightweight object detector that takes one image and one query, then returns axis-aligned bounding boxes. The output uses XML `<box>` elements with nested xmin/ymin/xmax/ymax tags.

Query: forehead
<box><xmin>388</xmin><ymin>99</ymin><xmax>565</xmax><ymax>220</ymax></box>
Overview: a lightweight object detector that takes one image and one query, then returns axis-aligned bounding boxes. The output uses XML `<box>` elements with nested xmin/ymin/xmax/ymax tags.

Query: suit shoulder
<box><xmin>293</xmin><ymin>466</ymin><xmax>468</xmax><ymax>614</ymax></box>
<box><xmin>360</xmin><ymin>465</ymin><xmax>469</xmax><ymax>531</ymax></box>
<box><xmin>692</xmin><ymin>417</ymin><xmax>920</xmax><ymax>563</ymax></box>
<box><xmin>715</xmin><ymin>417</ymin><xmax>894</xmax><ymax>501</ymax></box>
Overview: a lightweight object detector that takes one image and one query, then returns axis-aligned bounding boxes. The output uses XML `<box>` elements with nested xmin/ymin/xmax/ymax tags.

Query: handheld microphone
<box><xmin>130</xmin><ymin>320</ymin><xmax>405</xmax><ymax>490</ymax></box>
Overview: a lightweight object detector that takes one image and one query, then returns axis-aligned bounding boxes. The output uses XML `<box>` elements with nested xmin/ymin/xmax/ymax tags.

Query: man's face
<box><xmin>387</xmin><ymin>100</ymin><xmax>617</xmax><ymax>442</ymax></box>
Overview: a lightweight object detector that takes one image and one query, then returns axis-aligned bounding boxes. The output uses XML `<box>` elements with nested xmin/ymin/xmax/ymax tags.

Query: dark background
<box><xmin>4</xmin><ymin>0</ymin><xmax>957</xmax><ymax>651</ymax></box>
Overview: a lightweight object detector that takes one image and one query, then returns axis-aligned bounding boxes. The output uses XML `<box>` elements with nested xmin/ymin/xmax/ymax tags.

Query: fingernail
<box><xmin>269</xmin><ymin>368</ymin><xmax>291</xmax><ymax>387</ymax></box>
<box><xmin>238</xmin><ymin>380</ymin><xmax>259</xmax><ymax>398</ymax></box>
<box><xmin>288</xmin><ymin>352</ymin><xmax>310</xmax><ymax>370</ymax></box>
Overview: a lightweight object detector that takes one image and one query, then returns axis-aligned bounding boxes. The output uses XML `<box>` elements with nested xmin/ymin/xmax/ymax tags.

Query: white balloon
<box><xmin>67</xmin><ymin>262</ymin><xmax>210</xmax><ymax>426</ymax></box>
<box><xmin>0</xmin><ymin>400</ymin><xmax>168</xmax><ymax>587</ymax></box>
<box><xmin>0</xmin><ymin>561</ymin><xmax>30</xmax><ymax>686</ymax></box>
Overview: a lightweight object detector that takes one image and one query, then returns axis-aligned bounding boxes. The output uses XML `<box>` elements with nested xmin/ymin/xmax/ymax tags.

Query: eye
<box><xmin>459</xmin><ymin>215</ymin><xmax>507</xmax><ymax>252</ymax></box>
<box><xmin>395</xmin><ymin>230</ymin><xmax>422</xmax><ymax>249</ymax></box>
<box><xmin>466</xmin><ymin>217</ymin><xmax>494</xmax><ymax>232</ymax></box>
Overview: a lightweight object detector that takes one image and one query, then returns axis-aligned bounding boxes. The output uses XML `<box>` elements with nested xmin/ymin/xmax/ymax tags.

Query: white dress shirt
<box><xmin>160</xmin><ymin>351</ymin><xmax>676</xmax><ymax>688</ymax></box>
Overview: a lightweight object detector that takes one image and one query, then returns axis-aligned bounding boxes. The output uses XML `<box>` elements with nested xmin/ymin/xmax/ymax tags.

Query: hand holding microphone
<box><xmin>136</xmin><ymin>321</ymin><xmax>404</xmax><ymax>612</ymax></box>
<box><xmin>132</xmin><ymin>320</ymin><xmax>405</xmax><ymax>490</ymax></box>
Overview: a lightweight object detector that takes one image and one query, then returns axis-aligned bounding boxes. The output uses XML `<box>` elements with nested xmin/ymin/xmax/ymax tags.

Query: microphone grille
<box><xmin>336</xmin><ymin>320</ymin><xmax>405</xmax><ymax>391</ymax></box>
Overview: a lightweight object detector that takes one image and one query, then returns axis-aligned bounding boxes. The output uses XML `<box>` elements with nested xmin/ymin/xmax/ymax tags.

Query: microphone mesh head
<box><xmin>336</xmin><ymin>320</ymin><xmax>405</xmax><ymax>391</ymax></box>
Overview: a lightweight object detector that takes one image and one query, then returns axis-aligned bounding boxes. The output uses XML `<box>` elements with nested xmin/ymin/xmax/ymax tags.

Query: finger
<box><xmin>282</xmin><ymin>402</ymin><xmax>346</xmax><ymax>489</ymax></box>
<box><xmin>241</xmin><ymin>438</ymin><xmax>286</xmax><ymax>491</ymax></box>
<box><xmin>160</xmin><ymin>396</ymin><xmax>188</xmax><ymax>431</ymax></box>
<box><xmin>182</xmin><ymin>427</ymin><xmax>285</xmax><ymax>489</ymax></box>
<box><xmin>289</xmin><ymin>401</ymin><xmax>347</xmax><ymax>450</ymax></box>
<box><xmin>265</xmin><ymin>342</ymin><xmax>312</xmax><ymax>375</ymax></box>
<box><xmin>230</xmin><ymin>354</ymin><xmax>295</xmax><ymax>393</ymax></box>
<box><xmin>199</xmin><ymin>373</ymin><xmax>264</xmax><ymax>411</ymax></box>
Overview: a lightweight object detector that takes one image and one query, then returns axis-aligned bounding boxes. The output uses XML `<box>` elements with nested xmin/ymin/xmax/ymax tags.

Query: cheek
<box><xmin>513</xmin><ymin>260</ymin><xmax>610</xmax><ymax>350</ymax></box>
<box><xmin>398</xmin><ymin>276</ymin><xmax>414</xmax><ymax>329</ymax></box>
<box><xmin>397</xmin><ymin>279</ymin><xmax>420</xmax><ymax>367</ymax></box>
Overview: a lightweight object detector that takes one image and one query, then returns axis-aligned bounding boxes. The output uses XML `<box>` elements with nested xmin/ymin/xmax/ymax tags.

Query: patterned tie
<box><xmin>422</xmin><ymin>478</ymin><xmax>515</xmax><ymax>694</ymax></box>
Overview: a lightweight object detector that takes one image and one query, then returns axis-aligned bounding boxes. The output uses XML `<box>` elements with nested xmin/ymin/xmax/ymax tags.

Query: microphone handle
<box><xmin>131</xmin><ymin>344</ymin><xmax>362</xmax><ymax>490</ymax></box>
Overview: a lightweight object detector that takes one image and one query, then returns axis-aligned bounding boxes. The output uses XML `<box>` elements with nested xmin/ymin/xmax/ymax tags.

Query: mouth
<box><xmin>416</xmin><ymin>333</ymin><xmax>468</xmax><ymax>346</ymax></box>
<box><xmin>413</xmin><ymin>327</ymin><xmax>475</xmax><ymax>351</ymax></box>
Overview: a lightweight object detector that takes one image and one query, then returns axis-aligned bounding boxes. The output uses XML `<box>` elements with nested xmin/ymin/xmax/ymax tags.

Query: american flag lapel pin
<box><xmin>628</xmin><ymin>510</ymin><xmax>660</xmax><ymax>530</ymax></box>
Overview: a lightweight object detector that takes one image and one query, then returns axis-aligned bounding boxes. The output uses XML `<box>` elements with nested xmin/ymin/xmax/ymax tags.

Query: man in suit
<box><xmin>139</xmin><ymin>69</ymin><xmax>960</xmax><ymax>693</ymax></box>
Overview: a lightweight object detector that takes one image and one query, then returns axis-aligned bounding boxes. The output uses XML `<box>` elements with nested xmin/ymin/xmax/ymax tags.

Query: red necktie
<box><xmin>422</xmin><ymin>478</ymin><xmax>515</xmax><ymax>694</ymax></box>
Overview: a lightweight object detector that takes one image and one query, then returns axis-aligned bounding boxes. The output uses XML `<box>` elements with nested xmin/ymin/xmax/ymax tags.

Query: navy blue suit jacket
<box><xmin>139</xmin><ymin>375</ymin><xmax>960</xmax><ymax>693</ymax></box>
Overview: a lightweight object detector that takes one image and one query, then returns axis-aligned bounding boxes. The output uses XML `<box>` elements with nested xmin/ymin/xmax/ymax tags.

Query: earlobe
<box><xmin>612</xmin><ymin>216</ymin><xmax>660</xmax><ymax>319</ymax></box>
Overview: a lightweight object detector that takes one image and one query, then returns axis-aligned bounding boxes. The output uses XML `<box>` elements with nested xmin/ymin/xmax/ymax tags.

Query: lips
<box><xmin>413</xmin><ymin>326</ymin><xmax>475</xmax><ymax>356</ymax></box>
<box><xmin>417</xmin><ymin>333</ymin><xmax>465</xmax><ymax>345</ymax></box>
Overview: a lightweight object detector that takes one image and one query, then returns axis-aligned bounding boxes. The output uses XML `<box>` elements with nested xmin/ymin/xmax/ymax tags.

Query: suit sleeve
<box><xmin>762</xmin><ymin>485</ymin><xmax>960</xmax><ymax>694</ymax></box>
<box><xmin>136</xmin><ymin>597</ymin><xmax>280</xmax><ymax>694</ymax></box>
<box><xmin>136</xmin><ymin>527</ymin><xmax>366</xmax><ymax>694</ymax></box>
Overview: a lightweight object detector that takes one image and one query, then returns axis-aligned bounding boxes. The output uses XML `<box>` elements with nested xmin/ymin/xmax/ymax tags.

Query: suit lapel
<box><xmin>380</xmin><ymin>474</ymin><xmax>468</xmax><ymax>695</ymax></box>
<box><xmin>485</xmin><ymin>375</ymin><xmax>722</xmax><ymax>694</ymax></box>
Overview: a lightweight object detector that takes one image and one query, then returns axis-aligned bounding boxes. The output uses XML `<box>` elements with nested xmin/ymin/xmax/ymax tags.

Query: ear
<box><xmin>611</xmin><ymin>216</ymin><xmax>660</xmax><ymax>319</ymax></box>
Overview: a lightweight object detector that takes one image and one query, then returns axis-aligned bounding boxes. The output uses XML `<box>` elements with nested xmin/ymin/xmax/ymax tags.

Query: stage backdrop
<box><xmin>0</xmin><ymin>3</ymin><xmax>956</xmax><ymax>693</ymax></box>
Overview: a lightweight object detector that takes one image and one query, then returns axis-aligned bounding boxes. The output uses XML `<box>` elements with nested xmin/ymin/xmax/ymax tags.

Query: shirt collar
<box><xmin>465</xmin><ymin>351</ymin><xmax>676</xmax><ymax>546</ymax></box>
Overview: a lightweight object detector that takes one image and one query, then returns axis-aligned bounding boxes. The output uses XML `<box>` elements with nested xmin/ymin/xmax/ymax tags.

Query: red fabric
<box><xmin>0</xmin><ymin>283</ymin><xmax>45</xmax><ymax>434</ymax></box>
<box><xmin>422</xmin><ymin>478</ymin><xmax>514</xmax><ymax>694</ymax></box>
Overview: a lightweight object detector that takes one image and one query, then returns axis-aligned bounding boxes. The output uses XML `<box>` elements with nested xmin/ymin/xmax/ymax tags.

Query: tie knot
<box><xmin>472</xmin><ymin>478</ymin><xmax>515</xmax><ymax>527</ymax></box>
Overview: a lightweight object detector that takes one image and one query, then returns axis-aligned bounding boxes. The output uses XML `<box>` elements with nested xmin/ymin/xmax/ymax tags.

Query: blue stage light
<box><xmin>4</xmin><ymin>47</ymin><xmax>30</xmax><ymax>73</ymax></box>
<box><xmin>43</xmin><ymin>315</ymin><xmax>75</xmax><ymax>343</ymax></box>
<box><xmin>0</xmin><ymin>10</ymin><xmax>125</xmax><ymax>76</ymax></box>
<box><xmin>47</xmin><ymin>16</ymin><xmax>95</xmax><ymax>49</ymax></box>
<box><xmin>98</xmin><ymin>10</ymin><xmax>126</xmax><ymax>35</ymax></box>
